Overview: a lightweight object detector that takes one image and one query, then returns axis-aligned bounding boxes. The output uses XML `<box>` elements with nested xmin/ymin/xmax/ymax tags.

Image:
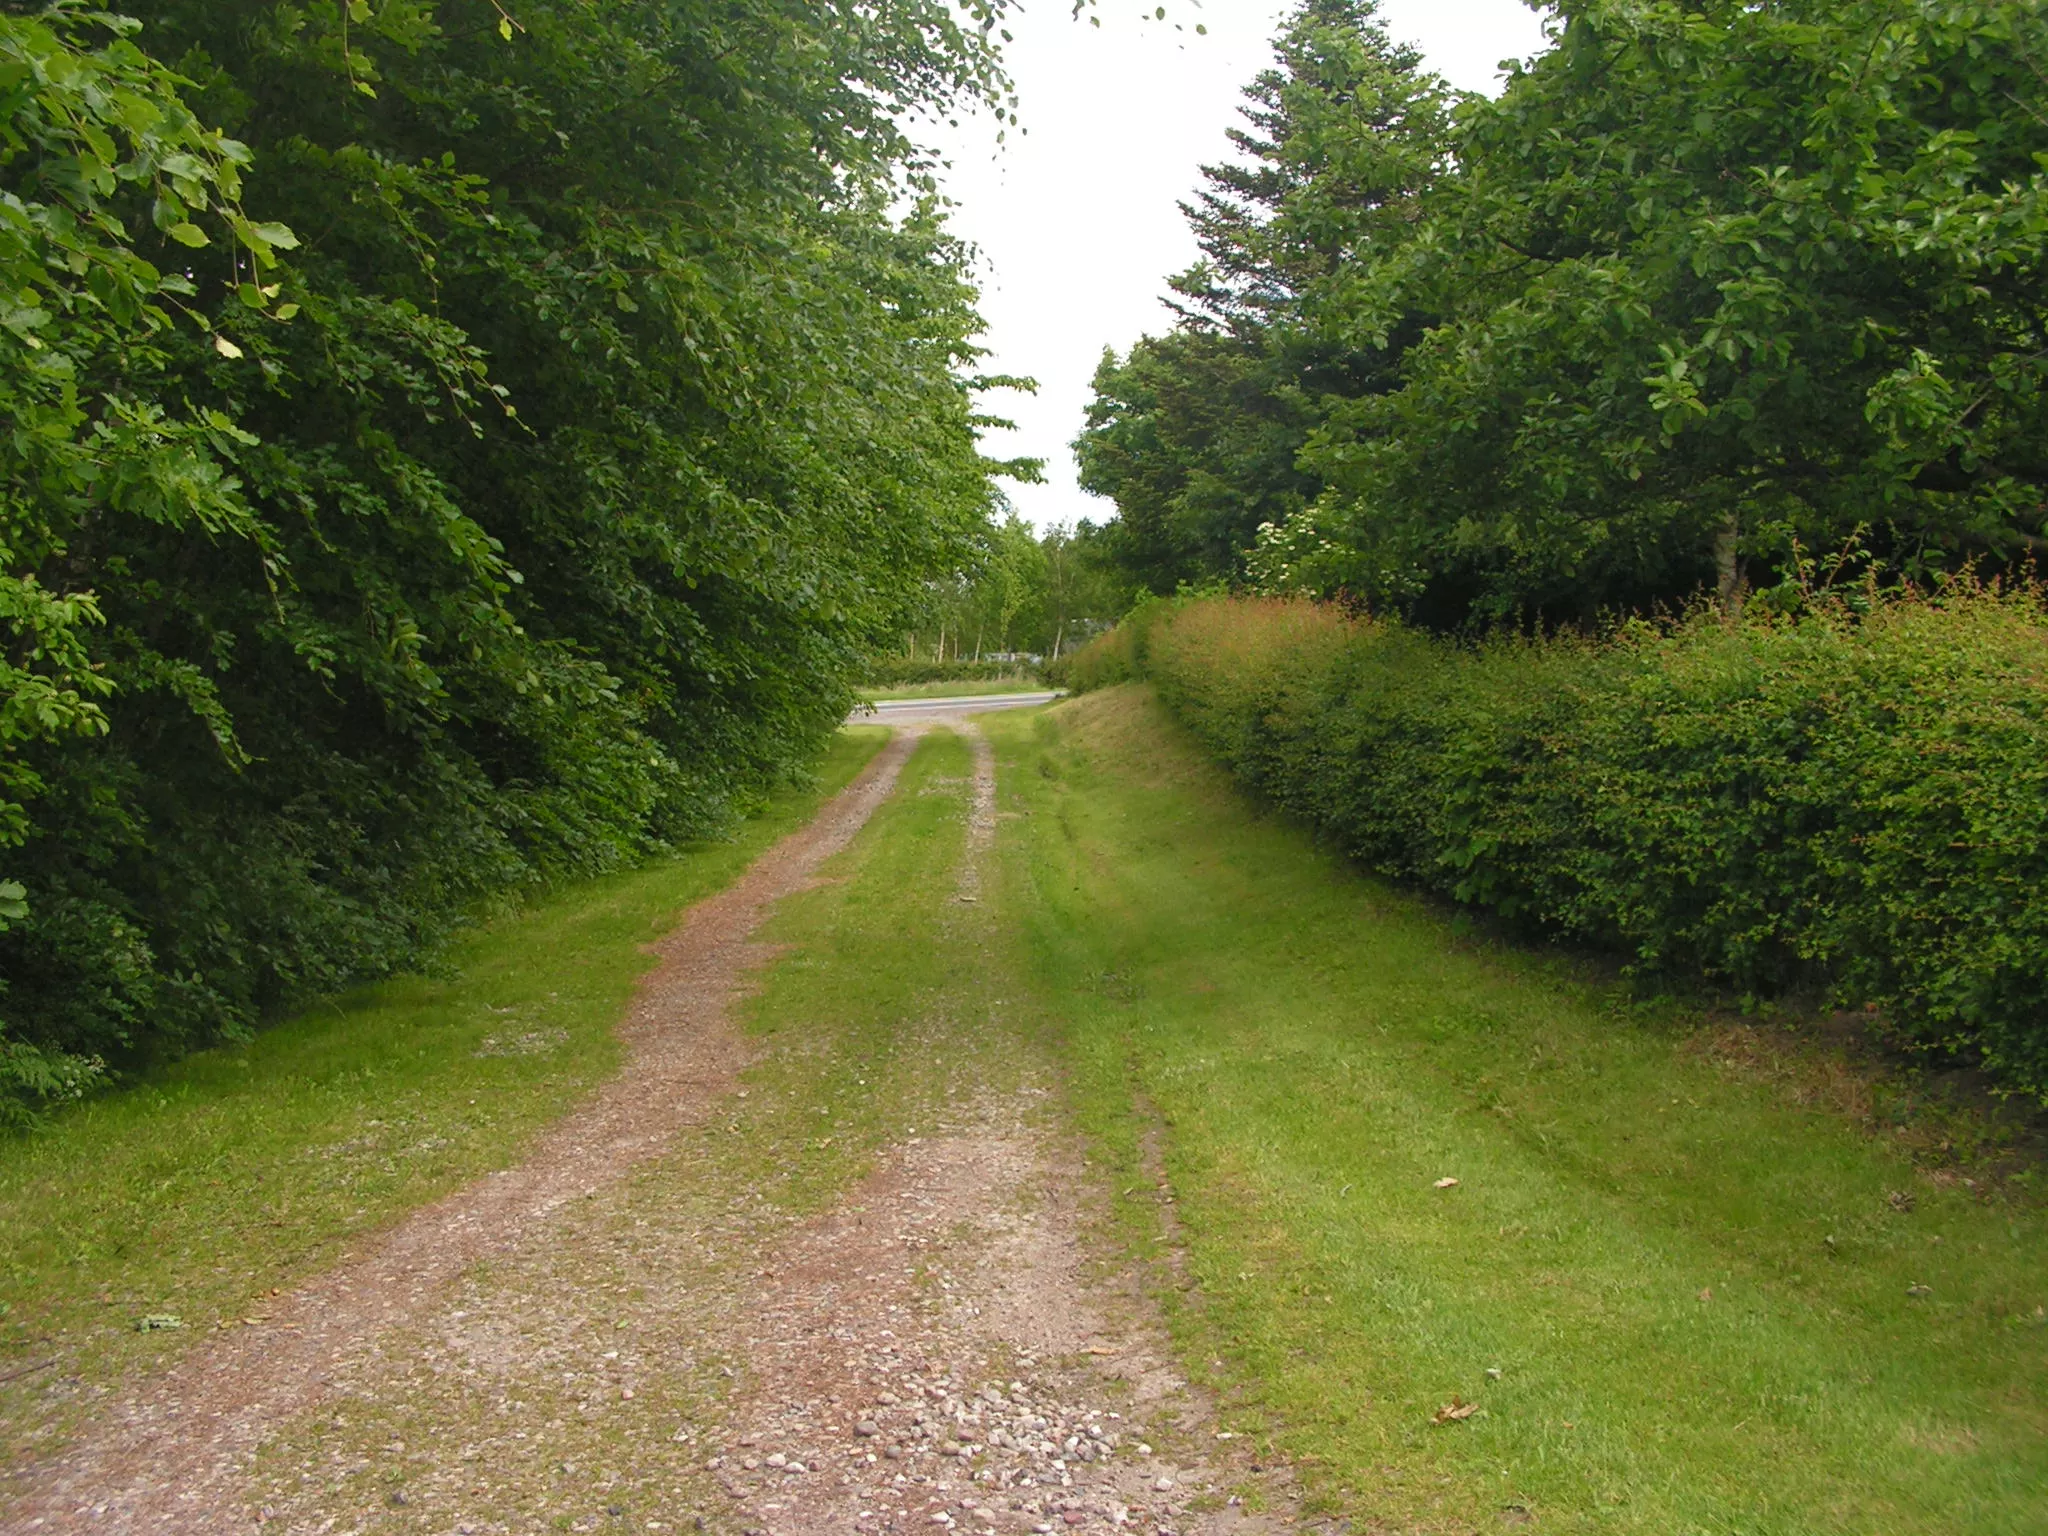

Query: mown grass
<box><xmin>0</xmin><ymin>728</ymin><xmax>888</xmax><ymax>1461</ymax></box>
<box><xmin>720</xmin><ymin>728</ymin><xmax>1043</xmax><ymax>1210</ymax></box>
<box><xmin>988</xmin><ymin>687</ymin><xmax>2048</xmax><ymax>1535</ymax></box>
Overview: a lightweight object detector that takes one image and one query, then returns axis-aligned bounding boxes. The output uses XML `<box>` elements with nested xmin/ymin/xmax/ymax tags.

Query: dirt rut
<box><xmin>2</xmin><ymin>730</ymin><xmax>924</xmax><ymax>1533</ymax></box>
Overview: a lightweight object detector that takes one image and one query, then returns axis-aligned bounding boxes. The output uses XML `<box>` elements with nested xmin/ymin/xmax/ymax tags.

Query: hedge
<box><xmin>1093</xmin><ymin>592</ymin><xmax>2048</xmax><ymax>1102</ymax></box>
<box><xmin>860</xmin><ymin>657</ymin><xmax>1043</xmax><ymax>688</ymax></box>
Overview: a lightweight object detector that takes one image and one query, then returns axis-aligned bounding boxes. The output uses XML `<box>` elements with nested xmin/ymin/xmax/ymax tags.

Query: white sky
<box><xmin>924</xmin><ymin>0</ymin><xmax>1555</xmax><ymax>531</ymax></box>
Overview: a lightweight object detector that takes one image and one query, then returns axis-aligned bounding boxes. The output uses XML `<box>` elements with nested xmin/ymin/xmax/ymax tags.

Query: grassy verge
<box><xmin>859</xmin><ymin>676</ymin><xmax>1045</xmax><ymax>701</ymax></box>
<box><xmin>0</xmin><ymin>727</ymin><xmax>889</xmax><ymax>1462</ymax></box>
<box><xmin>987</xmin><ymin>687</ymin><xmax>2048</xmax><ymax>1535</ymax></box>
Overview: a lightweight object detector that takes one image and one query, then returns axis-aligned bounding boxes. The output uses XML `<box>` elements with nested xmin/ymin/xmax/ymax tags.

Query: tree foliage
<box><xmin>0</xmin><ymin>0</ymin><xmax>1018</xmax><ymax>1116</ymax></box>
<box><xmin>885</xmin><ymin>514</ymin><xmax>1130</xmax><ymax>664</ymax></box>
<box><xmin>1085</xmin><ymin>0</ymin><xmax>2048</xmax><ymax>626</ymax></box>
<box><xmin>1074</xmin><ymin>0</ymin><xmax>1450</xmax><ymax>595</ymax></box>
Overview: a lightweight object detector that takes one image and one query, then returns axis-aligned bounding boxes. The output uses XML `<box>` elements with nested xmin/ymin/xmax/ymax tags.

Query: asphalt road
<box><xmin>850</xmin><ymin>690</ymin><xmax>1062</xmax><ymax>726</ymax></box>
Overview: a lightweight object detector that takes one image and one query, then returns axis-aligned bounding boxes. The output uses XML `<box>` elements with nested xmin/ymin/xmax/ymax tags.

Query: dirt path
<box><xmin>4</xmin><ymin>720</ymin><xmax>1306</xmax><ymax>1536</ymax></box>
<box><xmin>704</xmin><ymin>729</ymin><xmax>1299</xmax><ymax>1536</ymax></box>
<box><xmin>1</xmin><ymin>732</ymin><xmax>923</xmax><ymax>1532</ymax></box>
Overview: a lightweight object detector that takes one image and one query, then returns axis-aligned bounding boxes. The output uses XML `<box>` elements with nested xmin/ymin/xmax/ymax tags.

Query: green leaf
<box><xmin>499</xmin><ymin>16</ymin><xmax>514</xmax><ymax>41</ymax></box>
<box><xmin>167</xmin><ymin>222</ymin><xmax>209</xmax><ymax>248</ymax></box>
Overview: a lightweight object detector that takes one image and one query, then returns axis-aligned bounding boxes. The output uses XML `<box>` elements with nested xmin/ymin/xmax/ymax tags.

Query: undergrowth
<box><xmin>1108</xmin><ymin>589</ymin><xmax>2048</xmax><ymax>1104</ymax></box>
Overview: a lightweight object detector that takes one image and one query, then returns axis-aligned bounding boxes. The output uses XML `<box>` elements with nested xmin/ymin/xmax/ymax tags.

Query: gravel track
<box><xmin>2</xmin><ymin>732</ymin><xmax>923</xmax><ymax>1533</ymax></box>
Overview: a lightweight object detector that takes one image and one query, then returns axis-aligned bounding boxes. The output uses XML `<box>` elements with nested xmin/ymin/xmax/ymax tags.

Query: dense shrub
<box><xmin>1137</xmin><ymin>593</ymin><xmax>2048</xmax><ymax>1102</ymax></box>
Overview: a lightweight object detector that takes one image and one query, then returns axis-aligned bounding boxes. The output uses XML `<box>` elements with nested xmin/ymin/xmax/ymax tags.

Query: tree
<box><xmin>1295</xmin><ymin>0</ymin><xmax>2048</xmax><ymax>624</ymax></box>
<box><xmin>0</xmin><ymin>0</ymin><xmax>1016</xmax><ymax>1115</ymax></box>
<box><xmin>1073</xmin><ymin>0</ymin><xmax>1452</xmax><ymax>593</ymax></box>
<box><xmin>1014</xmin><ymin>520</ymin><xmax>1131</xmax><ymax>657</ymax></box>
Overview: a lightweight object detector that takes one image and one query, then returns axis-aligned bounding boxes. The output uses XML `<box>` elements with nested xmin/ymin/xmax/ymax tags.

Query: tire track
<box><xmin>3</xmin><ymin>729</ymin><xmax>926</xmax><ymax>1533</ymax></box>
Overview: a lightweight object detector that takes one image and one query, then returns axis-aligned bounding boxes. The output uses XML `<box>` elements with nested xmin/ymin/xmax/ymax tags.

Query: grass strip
<box><xmin>989</xmin><ymin>687</ymin><xmax>2048</xmax><ymax>1535</ymax></box>
<box><xmin>0</xmin><ymin>727</ymin><xmax>889</xmax><ymax>1462</ymax></box>
<box><xmin>858</xmin><ymin>677</ymin><xmax>1046</xmax><ymax>701</ymax></box>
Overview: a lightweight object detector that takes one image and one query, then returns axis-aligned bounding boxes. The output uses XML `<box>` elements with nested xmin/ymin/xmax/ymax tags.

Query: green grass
<box><xmin>12</xmin><ymin>686</ymin><xmax>2048</xmax><ymax>1533</ymax></box>
<box><xmin>722</xmin><ymin>728</ymin><xmax>1040</xmax><ymax>1207</ymax></box>
<box><xmin>987</xmin><ymin>687</ymin><xmax>2048</xmax><ymax>1535</ymax></box>
<box><xmin>858</xmin><ymin>675</ymin><xmax>1048</xmax><ymax>701</ymax></box>
<box><xmin>0</xmin><ymin>727</ymin><xmax>888</xmax><ymax>1460</ymax></box>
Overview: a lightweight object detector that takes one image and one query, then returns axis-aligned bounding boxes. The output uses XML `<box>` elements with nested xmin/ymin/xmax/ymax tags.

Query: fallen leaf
<box><xmin>1907</xmin><ymin>1284</ymin><xmax>1932</xmax><ymax>1297</ymax></box>
<box><xmin>1698</xmin><ymin>1287</ymin><xmax>1713</xmax><ymax>1302</ymax></box>
<box><xmin>1432</xmin><ymin>1398</ymin><xmax>1480</xmax><ymax>1425</ymax></box>
<box><xmin>1434</xmin><ymin>1177</ymin><xmax>1460</xmax><ymax>1190</ymax></box>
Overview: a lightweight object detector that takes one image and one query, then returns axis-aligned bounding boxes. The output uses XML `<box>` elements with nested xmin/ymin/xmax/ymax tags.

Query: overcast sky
<box><xmin>924</xmin><ymin>0</ymin><xmax>1555</xmax><ymax>531</ymax></box>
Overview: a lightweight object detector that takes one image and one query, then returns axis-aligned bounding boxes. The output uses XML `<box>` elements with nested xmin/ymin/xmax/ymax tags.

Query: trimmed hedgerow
<box><xmin>1046</xmin><ymin>598</ymin><xmax>1177</xmax><ymax>694</ymax></box>
<box><xmin>1132</xmin><ymin>592</ymin><xmax>2048</xmax><ymax>1102</ymax></box>
<box><xmin>861</xmin><ymin>658</ymin><xmax>1043</xmax><ymax>689</ymax></box>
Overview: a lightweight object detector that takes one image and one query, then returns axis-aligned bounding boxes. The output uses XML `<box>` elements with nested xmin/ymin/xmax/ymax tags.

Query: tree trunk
<box><xmin>1715</xmin><ymin>512</ymin><xmax>1745</xmax><ymax>621</ymax></box>
<box><xmin>1053</xmin><ymin>619</ymin><xmax>1066</xmax><ymax>660</ymax></box>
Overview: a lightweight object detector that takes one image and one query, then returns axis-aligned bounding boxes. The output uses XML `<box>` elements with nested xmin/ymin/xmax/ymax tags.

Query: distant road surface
<box><xmin>851</xmin><ymin>691</ymin><xmax>1062</xmax><ymax>726</ymax></box>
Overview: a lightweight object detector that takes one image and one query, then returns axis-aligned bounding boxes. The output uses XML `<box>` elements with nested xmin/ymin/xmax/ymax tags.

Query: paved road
<box><xmin>850</xmin><ymin>690</ymin><xmax>1062</xmax><ymax>726</ymax></box>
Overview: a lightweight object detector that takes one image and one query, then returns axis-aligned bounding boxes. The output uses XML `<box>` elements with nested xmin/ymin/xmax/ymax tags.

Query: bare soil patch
<box><xmin>704</xmin><ymin>1109</ymin><xmax>1302</xmax><ymax>1536</ymax></box>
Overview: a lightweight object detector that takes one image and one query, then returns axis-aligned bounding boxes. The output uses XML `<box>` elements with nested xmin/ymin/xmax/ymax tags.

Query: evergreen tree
<box><xmin>1075</xmin><ymin>0</ymin><xmax>1451</xmax><ymax>593</ymax></box>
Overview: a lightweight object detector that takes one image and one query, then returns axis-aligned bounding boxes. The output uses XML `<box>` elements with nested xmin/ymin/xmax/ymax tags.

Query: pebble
<box><xmin>719</xmin><ymin>1353</ymin><xmax>1244</xmax><ymax>1533</ymax></box>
